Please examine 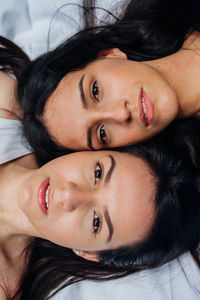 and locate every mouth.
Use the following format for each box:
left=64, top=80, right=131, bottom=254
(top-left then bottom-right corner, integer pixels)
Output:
left=38, top=179, right=50, bottom=214
left=138, top=88, right=154, bottom=127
